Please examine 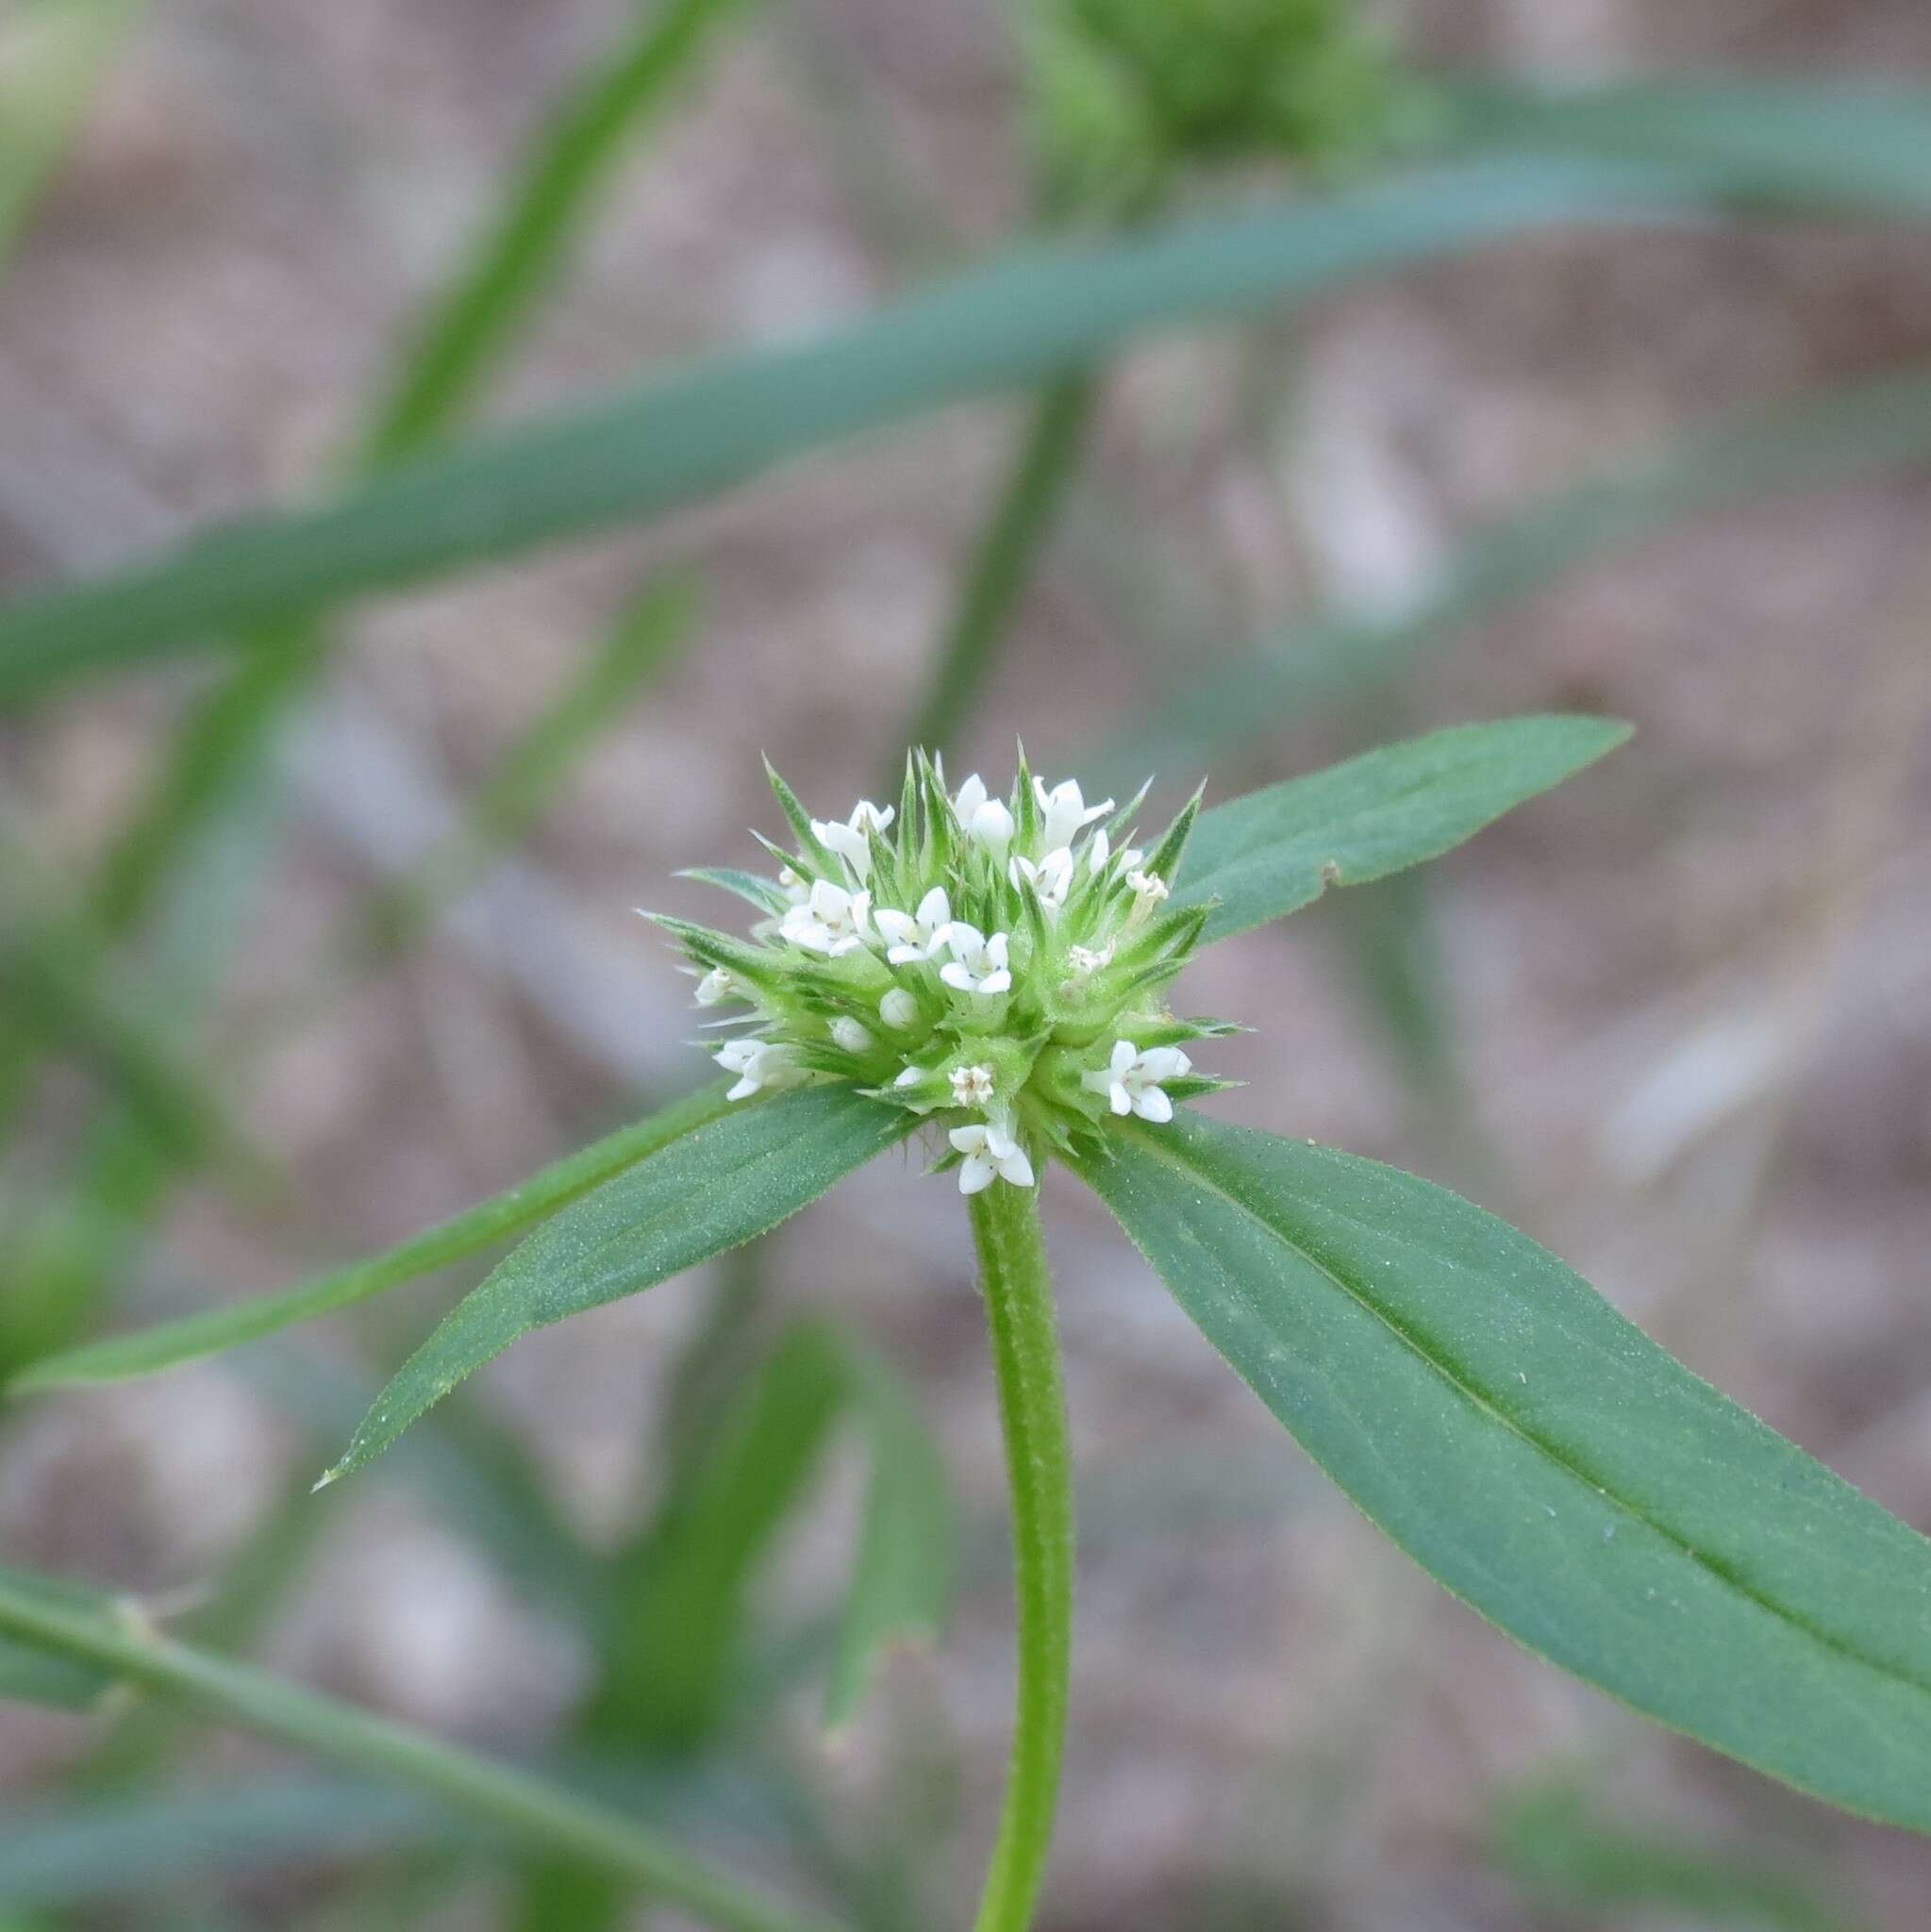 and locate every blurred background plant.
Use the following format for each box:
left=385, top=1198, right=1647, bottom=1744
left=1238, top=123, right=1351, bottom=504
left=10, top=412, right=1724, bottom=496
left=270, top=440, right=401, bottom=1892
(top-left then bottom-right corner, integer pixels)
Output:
left=2, top=0, right=1931, bottom=1925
